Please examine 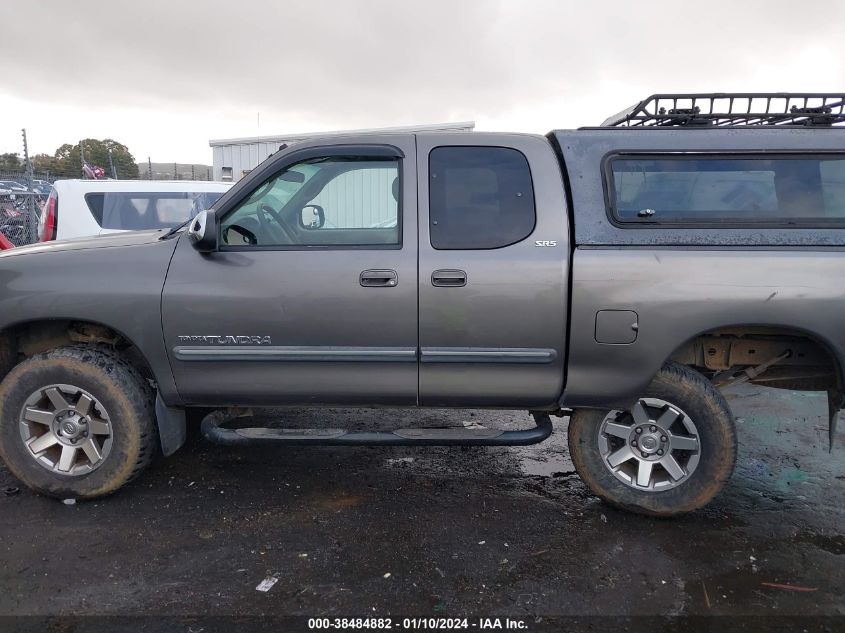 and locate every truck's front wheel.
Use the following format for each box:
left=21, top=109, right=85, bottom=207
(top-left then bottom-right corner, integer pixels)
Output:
left=568, top=362, right=736, bottom=517
left=0, top=346, right=156, bottom=499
